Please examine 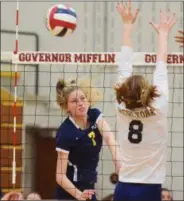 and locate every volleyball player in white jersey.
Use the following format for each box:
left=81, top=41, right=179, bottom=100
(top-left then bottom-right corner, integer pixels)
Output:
left=114, top=1, right=177, bottom=201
